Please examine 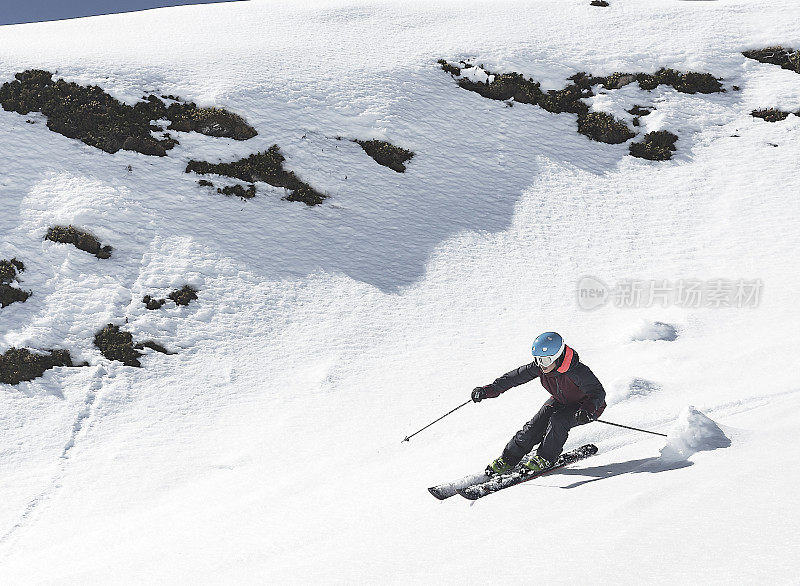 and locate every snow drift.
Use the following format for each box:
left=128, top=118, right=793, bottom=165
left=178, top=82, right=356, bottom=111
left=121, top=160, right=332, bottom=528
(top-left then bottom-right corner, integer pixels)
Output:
left=660, top=405, right=731, bottom=462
